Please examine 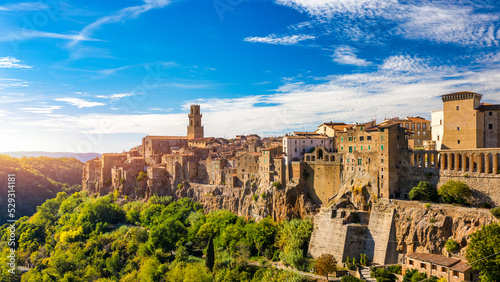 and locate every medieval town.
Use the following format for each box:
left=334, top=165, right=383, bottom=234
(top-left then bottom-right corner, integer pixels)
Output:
left=82, top=91, right=500, bottom=281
